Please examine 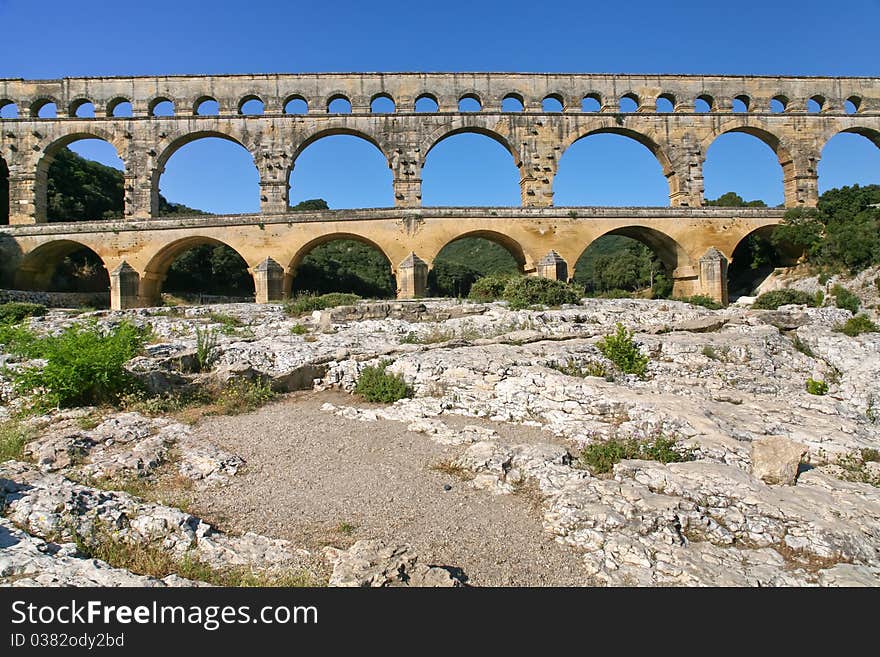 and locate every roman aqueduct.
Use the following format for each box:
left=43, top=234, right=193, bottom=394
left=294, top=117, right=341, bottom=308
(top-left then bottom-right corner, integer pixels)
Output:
left=0, top=72, right=877, bottom=308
